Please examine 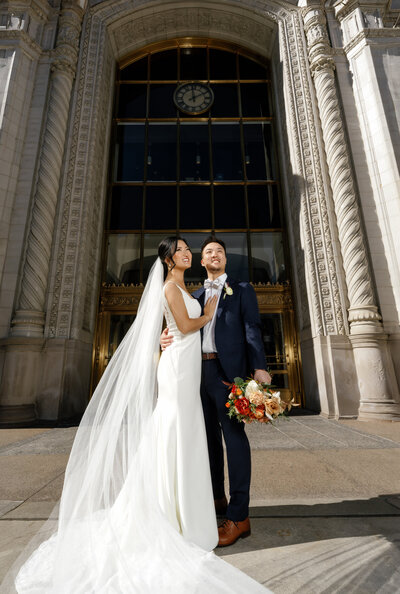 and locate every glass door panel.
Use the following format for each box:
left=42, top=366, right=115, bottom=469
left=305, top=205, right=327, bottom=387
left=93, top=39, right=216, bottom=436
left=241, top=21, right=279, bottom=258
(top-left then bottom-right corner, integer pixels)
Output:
left=106, top=234, right=141, bottom=284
